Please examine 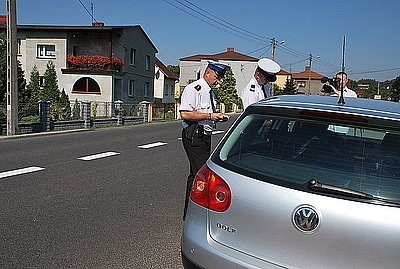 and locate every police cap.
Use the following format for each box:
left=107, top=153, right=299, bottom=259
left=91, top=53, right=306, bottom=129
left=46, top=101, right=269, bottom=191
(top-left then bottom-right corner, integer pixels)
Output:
left=207, top=61, right=229, bottom=79
left=257, top=58, right=281, bottom=82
